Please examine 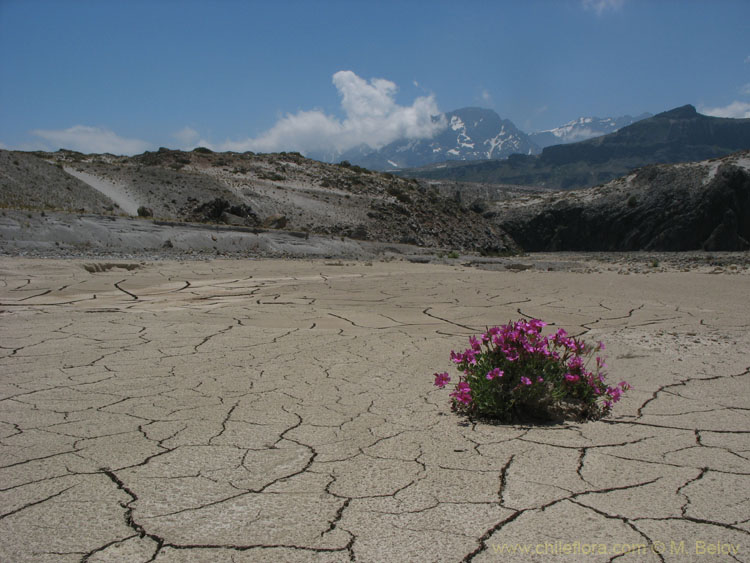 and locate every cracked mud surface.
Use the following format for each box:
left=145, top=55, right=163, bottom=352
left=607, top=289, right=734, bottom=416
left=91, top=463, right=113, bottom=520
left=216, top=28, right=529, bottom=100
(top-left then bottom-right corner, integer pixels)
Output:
left=1, top=257, right=748, bottom=562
